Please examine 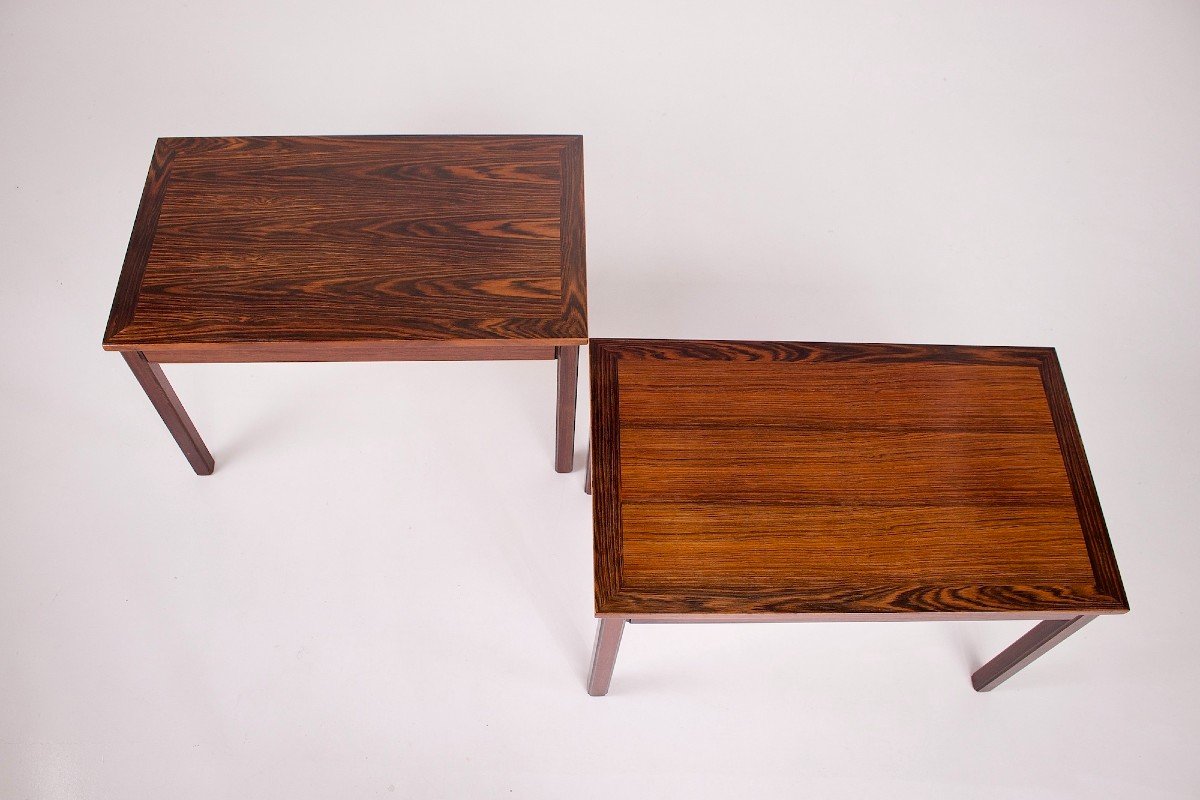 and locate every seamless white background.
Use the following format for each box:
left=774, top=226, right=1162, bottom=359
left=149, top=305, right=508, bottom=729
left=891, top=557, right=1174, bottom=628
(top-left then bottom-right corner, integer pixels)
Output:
left=2, top=1, right=1198, bottom=797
